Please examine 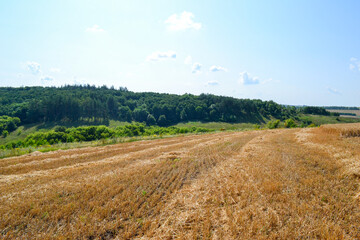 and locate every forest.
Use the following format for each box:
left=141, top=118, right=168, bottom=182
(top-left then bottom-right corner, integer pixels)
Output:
left=0, top=85, right=333, bottom=126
